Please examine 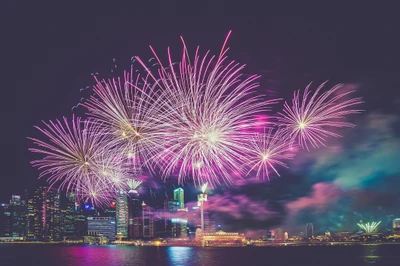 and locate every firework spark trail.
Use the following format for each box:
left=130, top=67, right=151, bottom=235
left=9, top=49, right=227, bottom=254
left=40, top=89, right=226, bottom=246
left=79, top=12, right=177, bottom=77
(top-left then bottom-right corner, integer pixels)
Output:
left=245, top=128, right=295, bottom=180
left=75, top=178, right=116, bottom=207
left=278, top=81, right=363, bottom=150
left=81, top=70, right=171, bottom=173
left=136, top=31, right=280, bottom=186
left=357, top=221, right=381, bottom=234
left=29, top=116, right=132, bottom=205
left=29, top=116, right=107, bottom=192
